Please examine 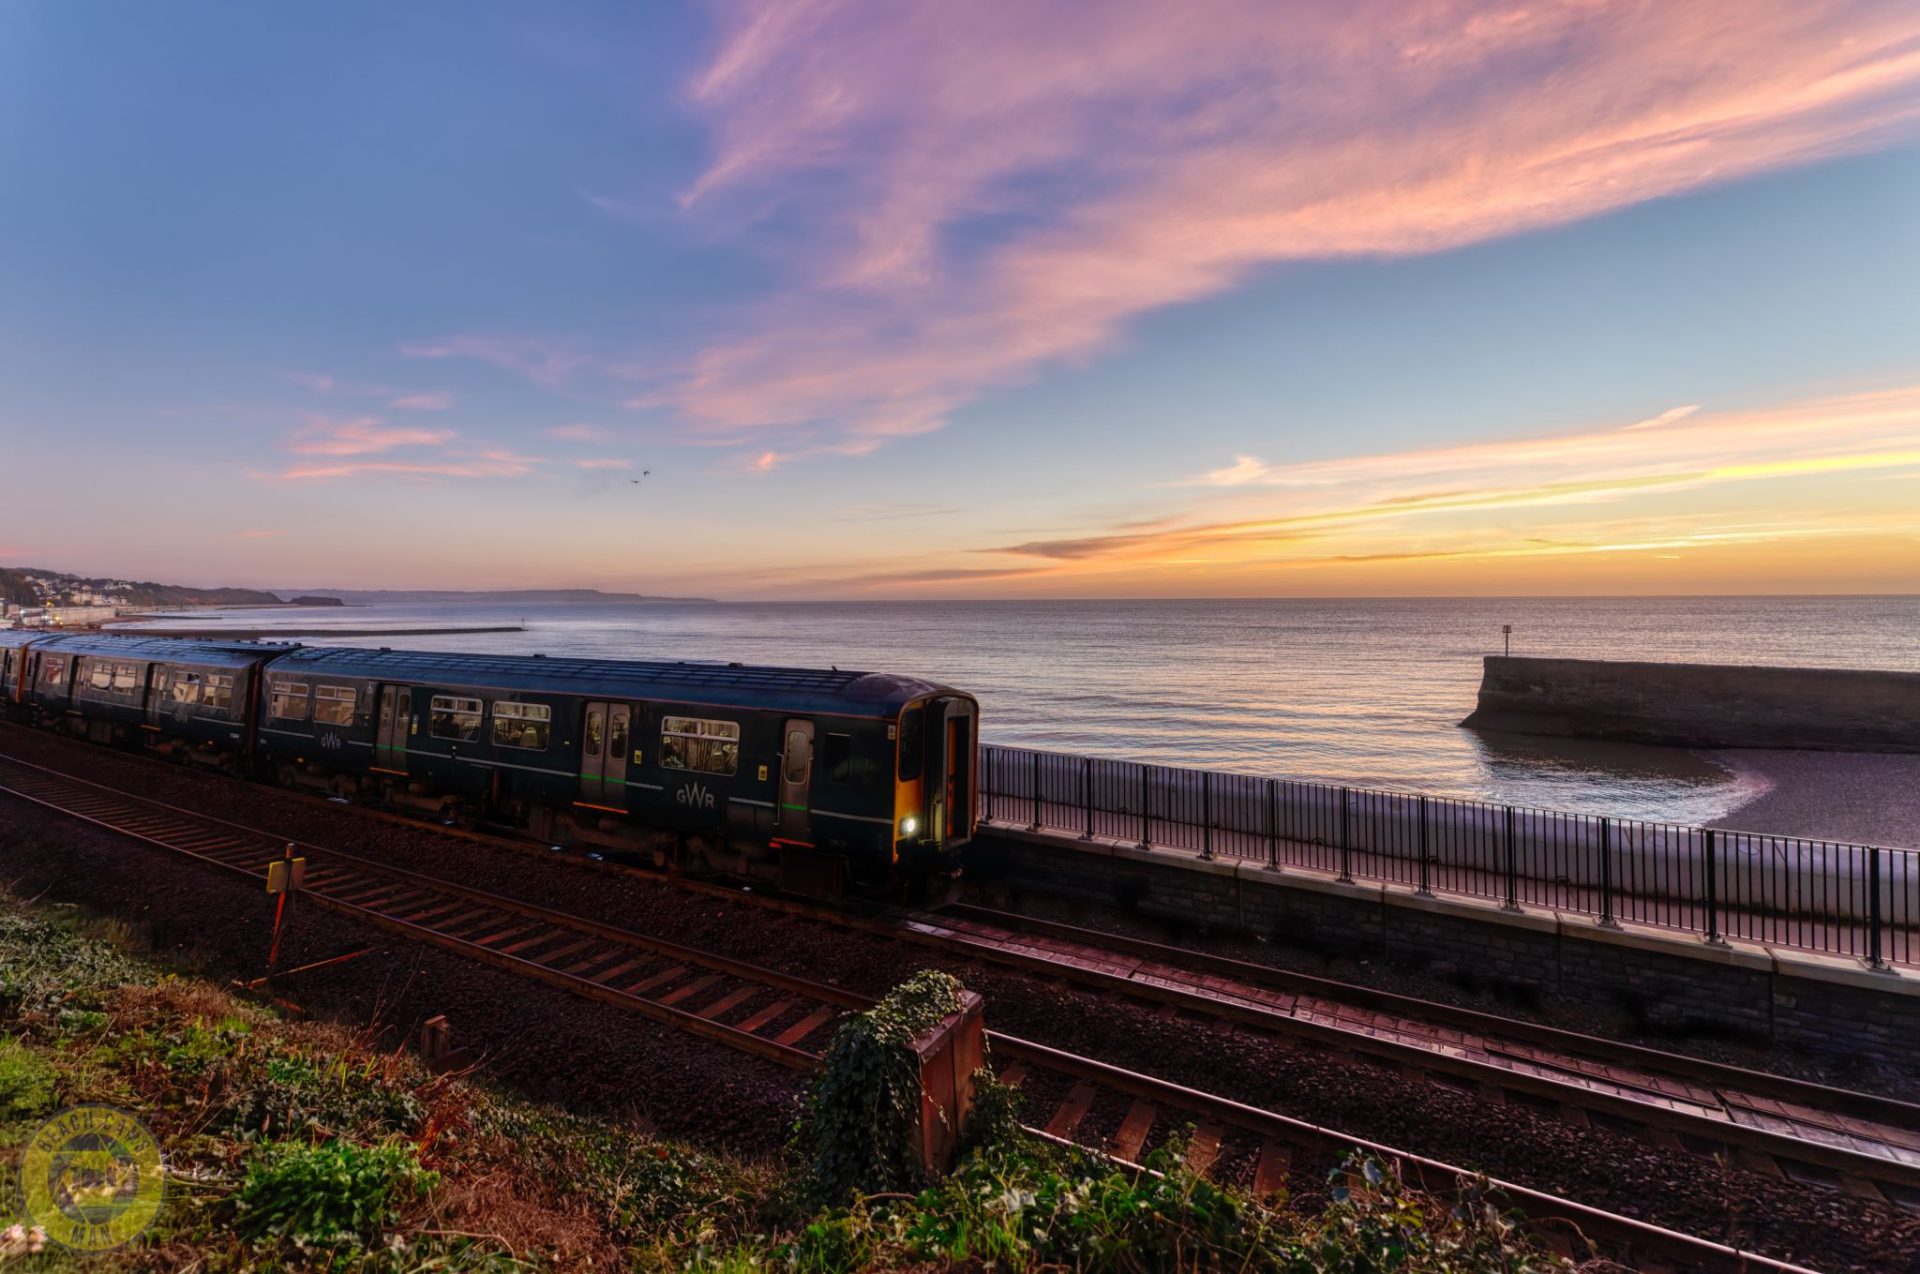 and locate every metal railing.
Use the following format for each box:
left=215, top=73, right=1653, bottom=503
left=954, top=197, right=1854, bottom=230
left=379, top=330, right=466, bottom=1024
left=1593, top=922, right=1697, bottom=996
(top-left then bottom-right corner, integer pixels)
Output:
left=979, top=744, right=1919, bottom=969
